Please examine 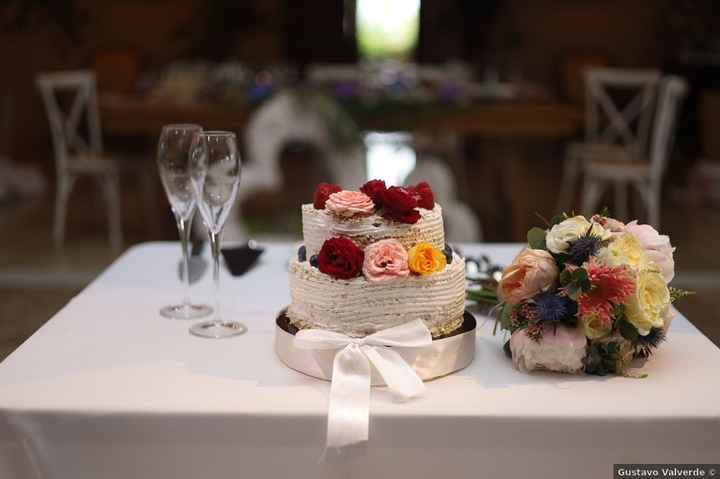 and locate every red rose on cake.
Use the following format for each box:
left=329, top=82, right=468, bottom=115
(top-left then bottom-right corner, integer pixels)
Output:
left=313, top=182, right=342, bottom=209
left=381, top=186, right=421, bottom=224
left=317, top=237, right=365, bottom=279
left=360, top=179, right=387, bottom=207
left=325, top=190, right=374, bottom=217
left=409, top=181, right=435, bottom=210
